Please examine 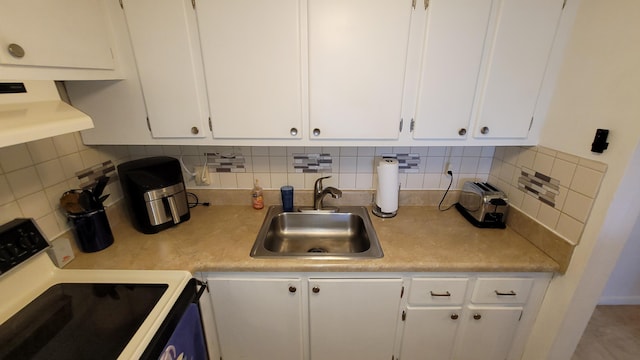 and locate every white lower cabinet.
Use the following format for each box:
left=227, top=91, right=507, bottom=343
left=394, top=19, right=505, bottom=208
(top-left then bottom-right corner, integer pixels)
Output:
left=207, top=277, right=304, bottom=360
left=399, top=275, right=550, bottom=360
left=201, top=273, right=550, bottom=360
left=400, top=306, right=462, bottom=359
left=454, top=306, right=522, bottom=360
left=308, top=278, right=403, bottom=360
left=399, top=277, right=468, bottom=359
